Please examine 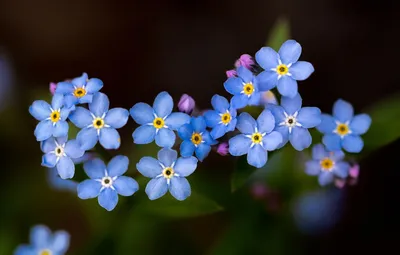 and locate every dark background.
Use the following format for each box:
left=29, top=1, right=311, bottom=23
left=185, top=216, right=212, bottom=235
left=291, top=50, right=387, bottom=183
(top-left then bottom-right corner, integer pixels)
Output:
left=0, top=0, right=399, bottom=254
